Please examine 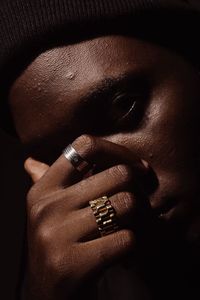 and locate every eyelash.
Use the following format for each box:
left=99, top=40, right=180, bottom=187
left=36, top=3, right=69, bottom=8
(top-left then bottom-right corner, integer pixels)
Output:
left=120, top=100, right=136, bottom=119
left=108, top=91, right=145, bottom=129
